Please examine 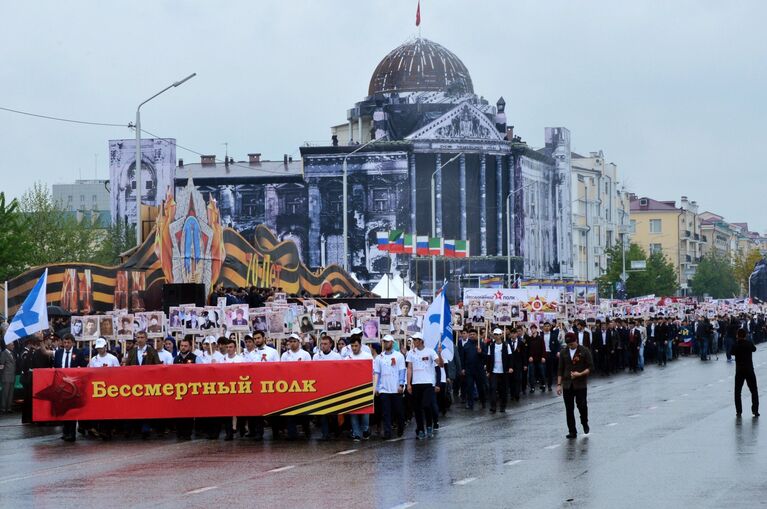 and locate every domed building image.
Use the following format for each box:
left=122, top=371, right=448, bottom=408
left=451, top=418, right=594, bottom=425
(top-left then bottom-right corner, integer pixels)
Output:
left=169, top=36, right=575, bottom=291
left=300, top=37, right=574, bottom=285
